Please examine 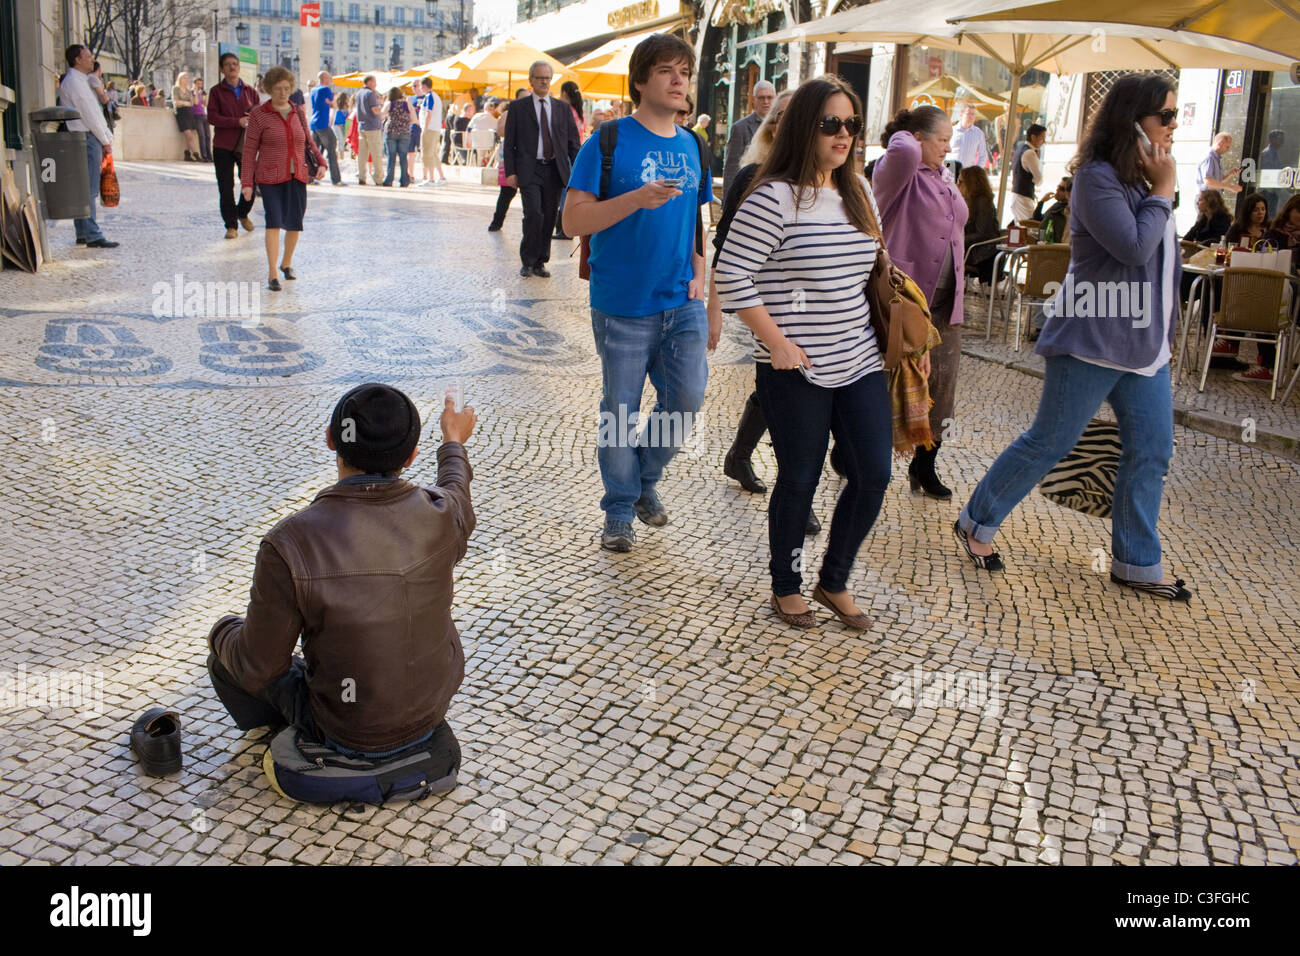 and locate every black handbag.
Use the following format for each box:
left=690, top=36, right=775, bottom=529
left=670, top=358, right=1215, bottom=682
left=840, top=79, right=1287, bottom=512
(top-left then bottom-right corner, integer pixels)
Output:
left=299, top=108, right=319, bottom=177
